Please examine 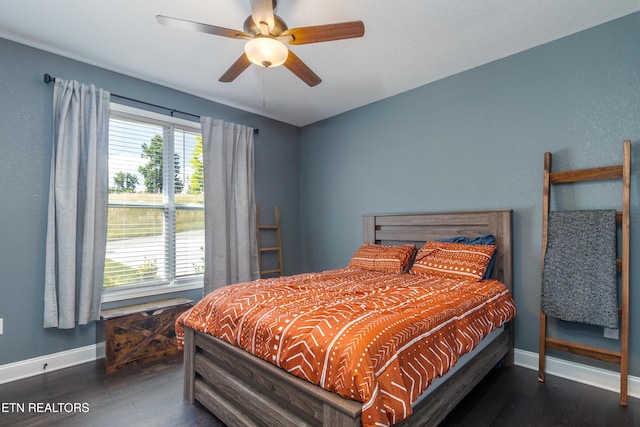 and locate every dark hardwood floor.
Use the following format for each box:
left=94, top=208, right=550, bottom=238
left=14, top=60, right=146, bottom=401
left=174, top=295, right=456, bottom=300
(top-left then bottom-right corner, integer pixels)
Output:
left=0, top=354, right=637, bottom=426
